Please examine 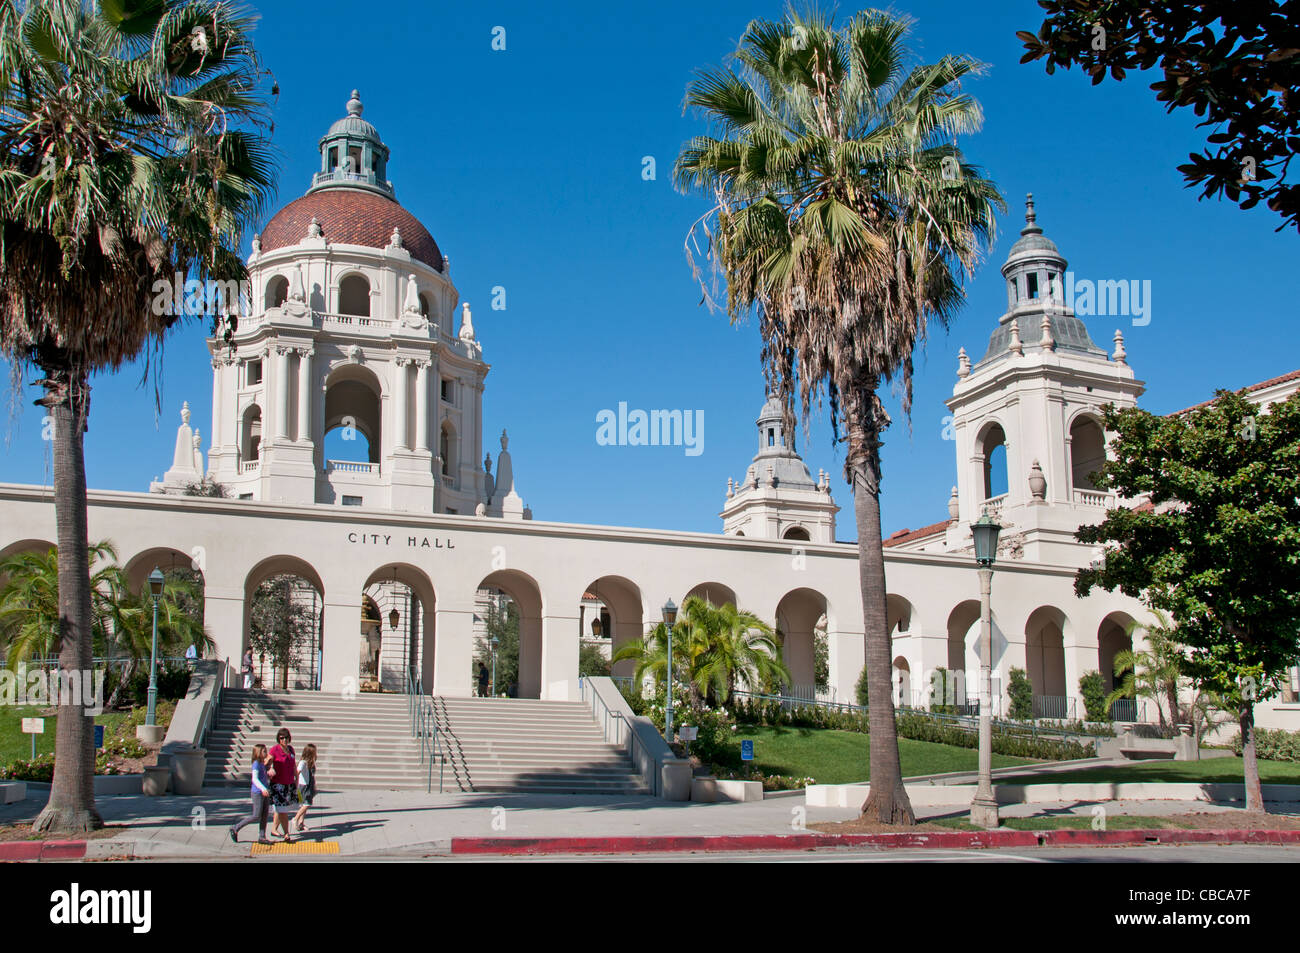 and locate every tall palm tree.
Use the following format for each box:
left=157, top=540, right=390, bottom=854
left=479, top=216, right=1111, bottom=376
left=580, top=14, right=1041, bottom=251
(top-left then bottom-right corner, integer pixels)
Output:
left=0, top=0, right=274, bottom=832
left=675, top=8, right=1002, bottom=823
